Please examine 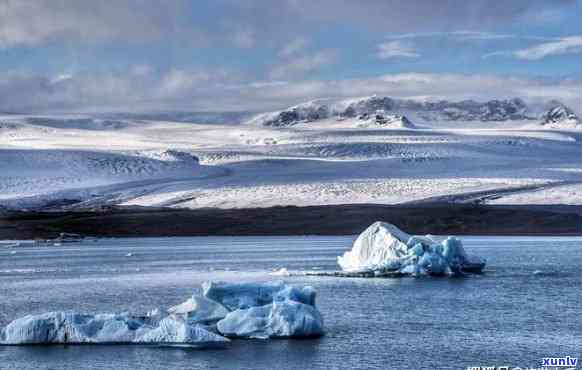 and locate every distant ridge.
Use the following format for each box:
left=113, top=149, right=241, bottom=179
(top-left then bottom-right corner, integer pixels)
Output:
left=248, top=96, right=534, bottom=127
